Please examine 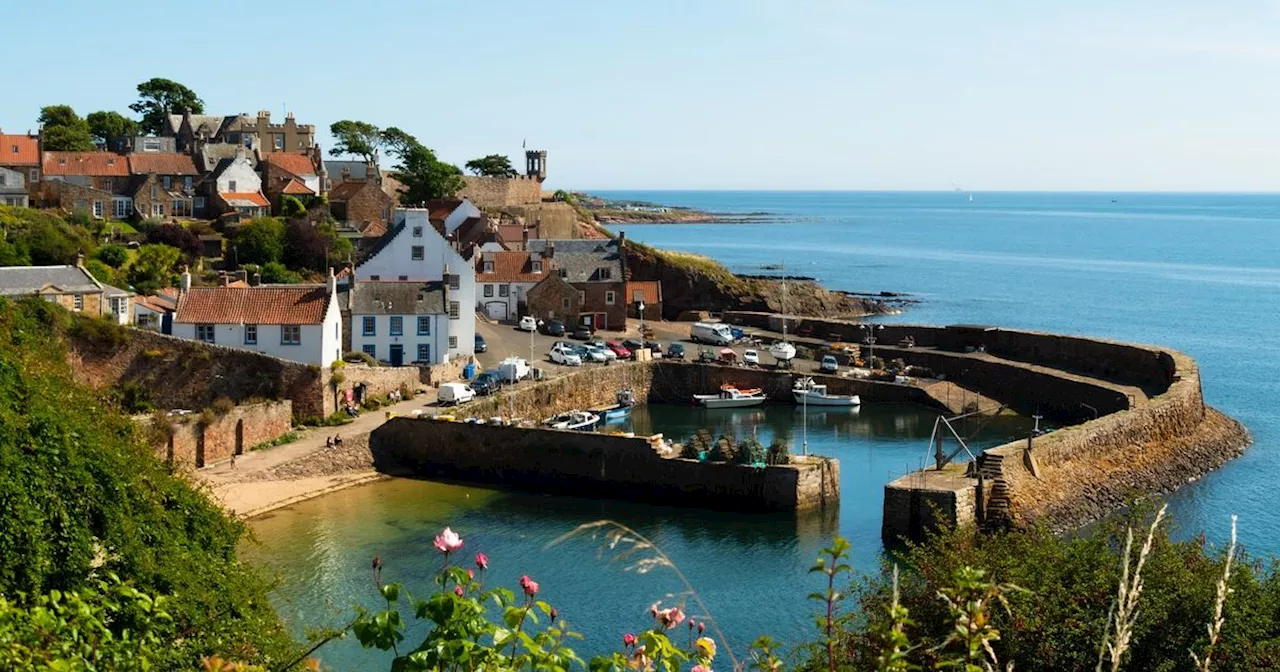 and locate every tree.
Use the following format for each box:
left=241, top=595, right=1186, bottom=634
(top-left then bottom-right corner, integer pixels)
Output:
left=329, top=120, right=383, bottom=163
left=231, top=218, right=286, bottom=266
left=94, top=244, right=130, bottom=268
left=127, top=244, right=181, bottom=294
left=283, top=220, right=351, bottom=272
left=86, top=111, right=139, bottom=146
left=382, top=127, right=464, bottom=204
left=129, top=78, right=204, bottom=135
left=145, top=223, right=201, bottom=262
left=465, top=154, right=518, bottom=177
left=278, top=194, right=306, bottom=218
left=38, top=105, right=95, bottom=151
